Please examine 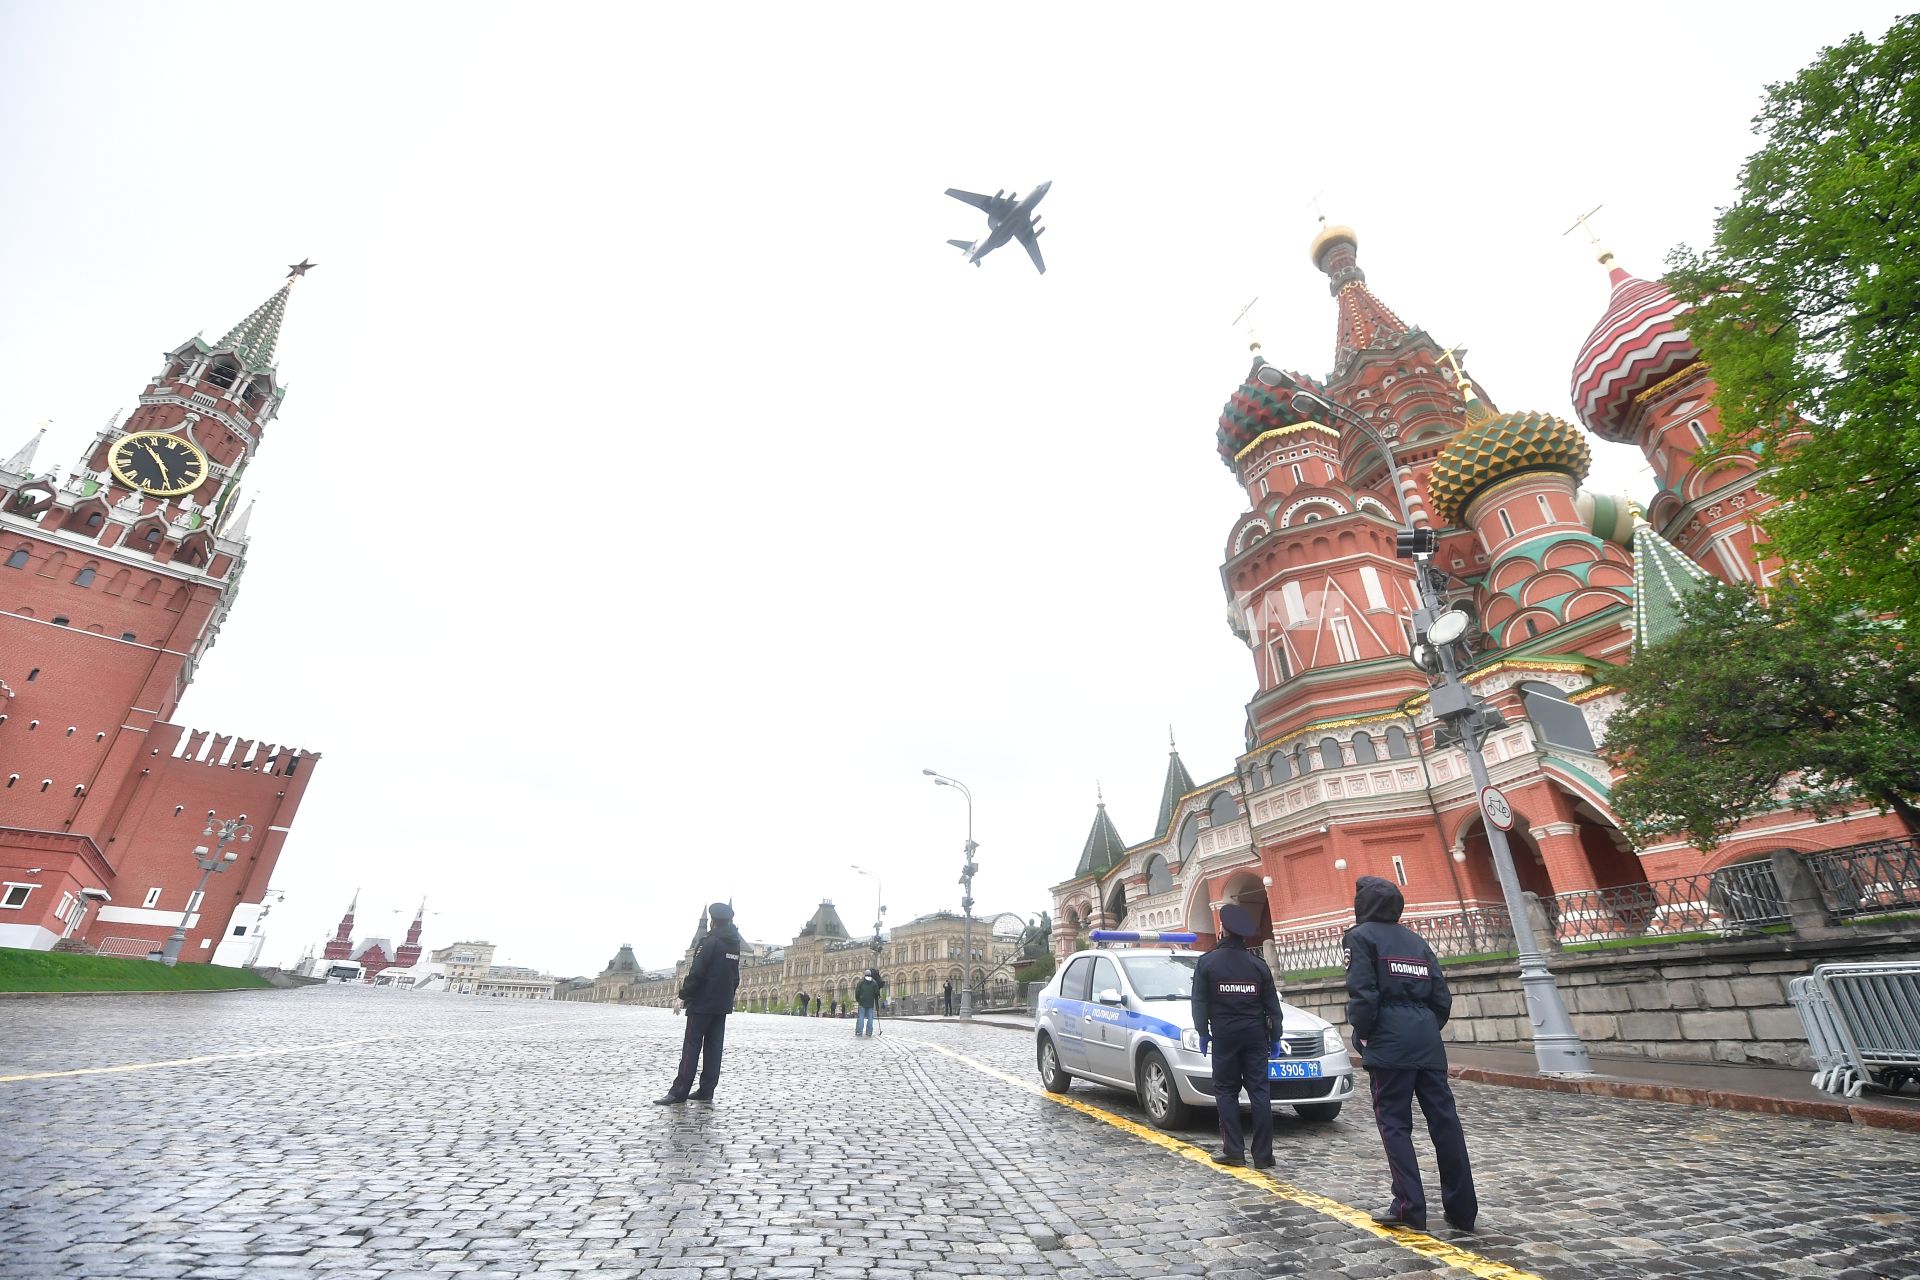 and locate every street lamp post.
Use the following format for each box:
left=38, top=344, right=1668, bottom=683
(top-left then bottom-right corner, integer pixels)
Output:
left=159, top=813, right=253, bottom=966
left=922, top=768, right=978, bottom=1019
left=850, top=864, right=887, bottom=955
left=1266, top=369, right=1590, bottom=1075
